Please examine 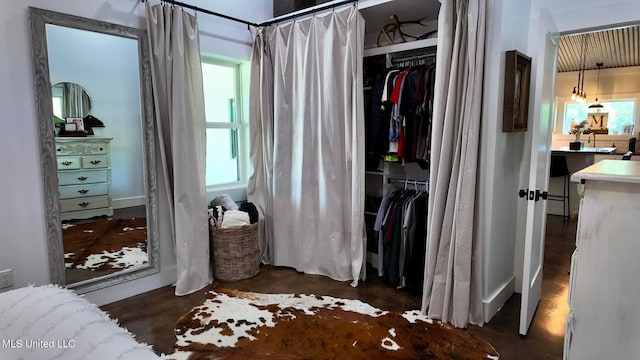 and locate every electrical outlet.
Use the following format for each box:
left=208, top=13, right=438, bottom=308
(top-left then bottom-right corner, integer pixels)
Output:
left=0, top=269, right=13, bottom=289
